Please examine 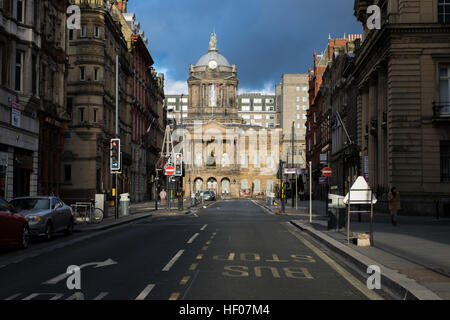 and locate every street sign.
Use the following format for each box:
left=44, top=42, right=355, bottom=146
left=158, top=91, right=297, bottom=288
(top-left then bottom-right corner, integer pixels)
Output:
left=322, top=167, right=332, bottom=177
left=343, top=176, right=377, bottom=205
left=319, top=176, right=327, bottom=185
left=165, top=165, right=175, bottom=176
left=284, top=168, right=297, bottom=175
